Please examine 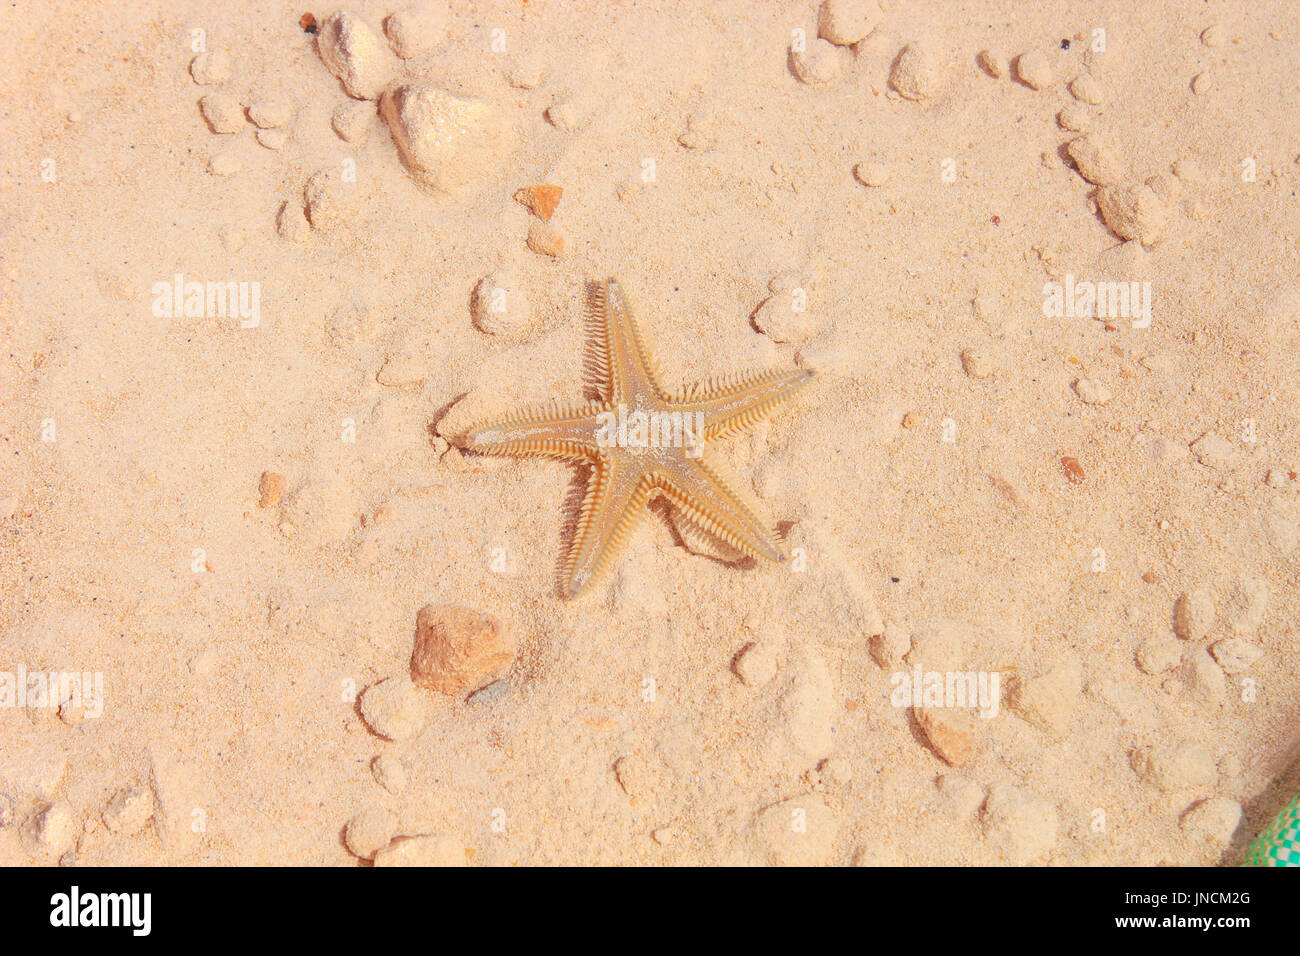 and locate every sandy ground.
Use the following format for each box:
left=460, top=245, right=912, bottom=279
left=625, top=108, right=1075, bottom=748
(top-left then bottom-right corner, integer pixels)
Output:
left=1, top=0, right=1298, bottom=866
